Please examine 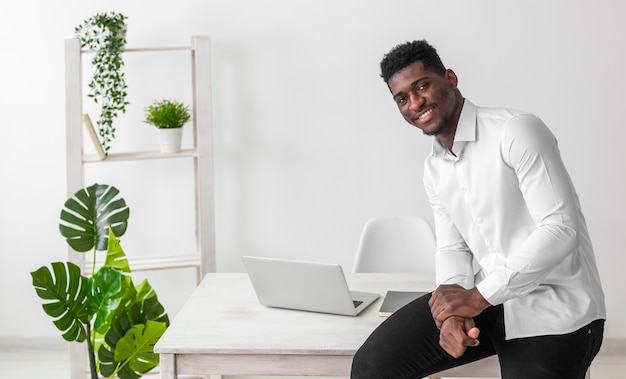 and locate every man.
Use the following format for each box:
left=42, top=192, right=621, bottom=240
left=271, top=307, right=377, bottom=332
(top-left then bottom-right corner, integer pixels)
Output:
left=351, top=40, right=606, bottom=379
